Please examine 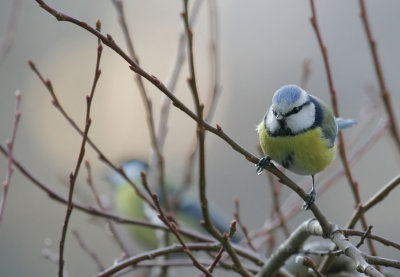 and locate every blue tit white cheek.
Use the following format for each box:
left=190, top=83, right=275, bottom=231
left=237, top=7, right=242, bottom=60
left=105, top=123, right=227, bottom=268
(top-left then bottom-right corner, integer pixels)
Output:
left=265, top=108, right=280, bottom=133
left=285, top=102, right=316, bottom=134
